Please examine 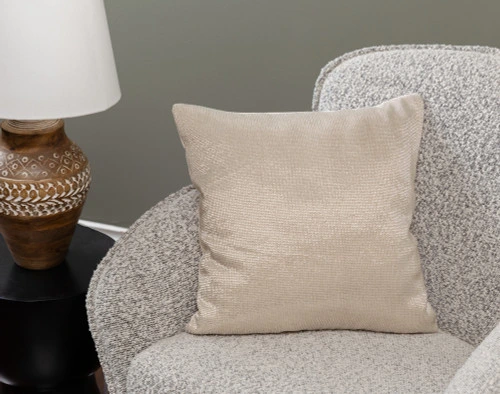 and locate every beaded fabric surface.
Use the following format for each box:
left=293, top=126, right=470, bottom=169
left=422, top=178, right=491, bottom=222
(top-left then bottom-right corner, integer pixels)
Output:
left=174, top=95, right=437, bottom=335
